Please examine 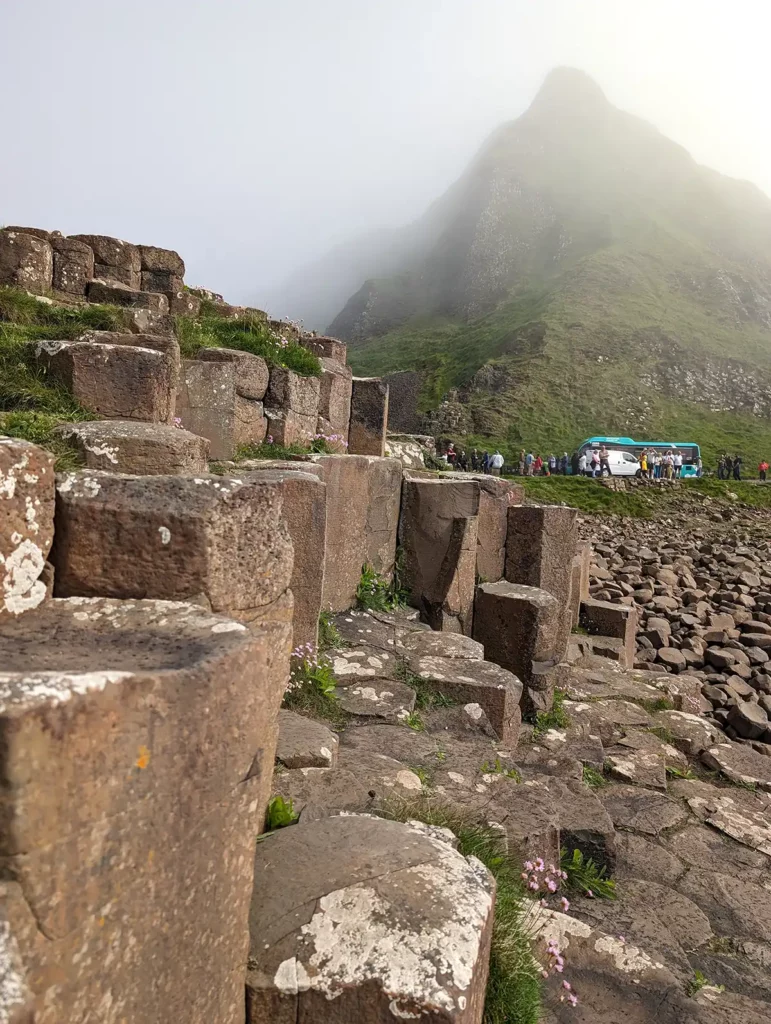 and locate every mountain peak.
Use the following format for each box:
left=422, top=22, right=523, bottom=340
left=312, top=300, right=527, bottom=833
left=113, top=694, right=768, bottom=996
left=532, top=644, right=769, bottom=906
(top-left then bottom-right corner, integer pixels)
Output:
left=528, top=67, right=609, bottom=117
